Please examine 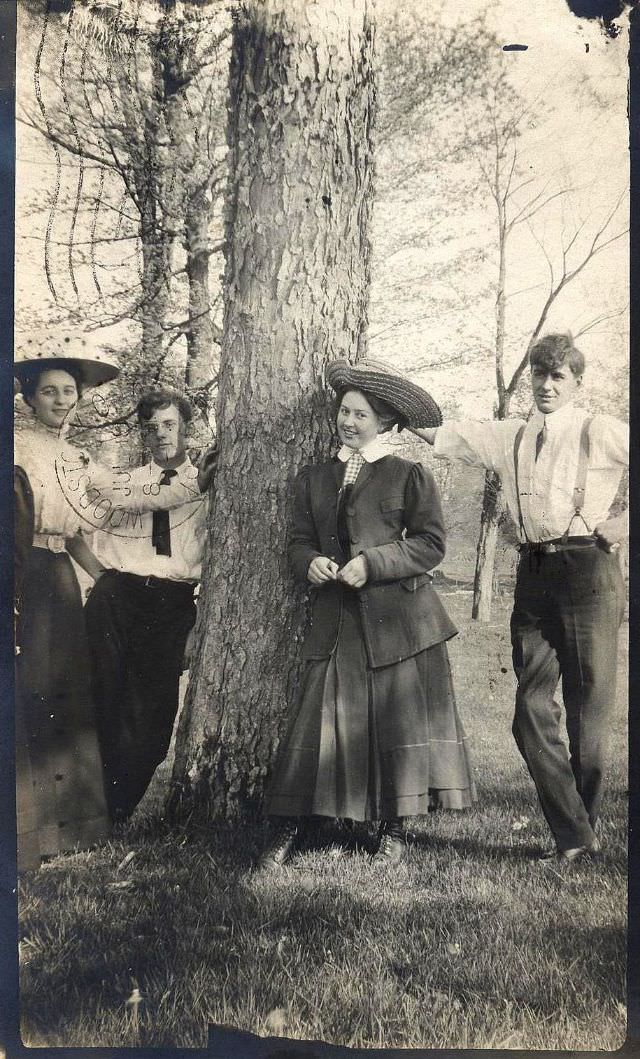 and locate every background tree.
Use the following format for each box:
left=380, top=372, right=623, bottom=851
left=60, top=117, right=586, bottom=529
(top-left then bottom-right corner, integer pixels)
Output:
left=17, top=0, right=229, bottom=414
left=467, top=78, right=628, bottom=619
left=172, top=0, right=376, bottom=822
left=369, top=6, right=505, bottom=370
